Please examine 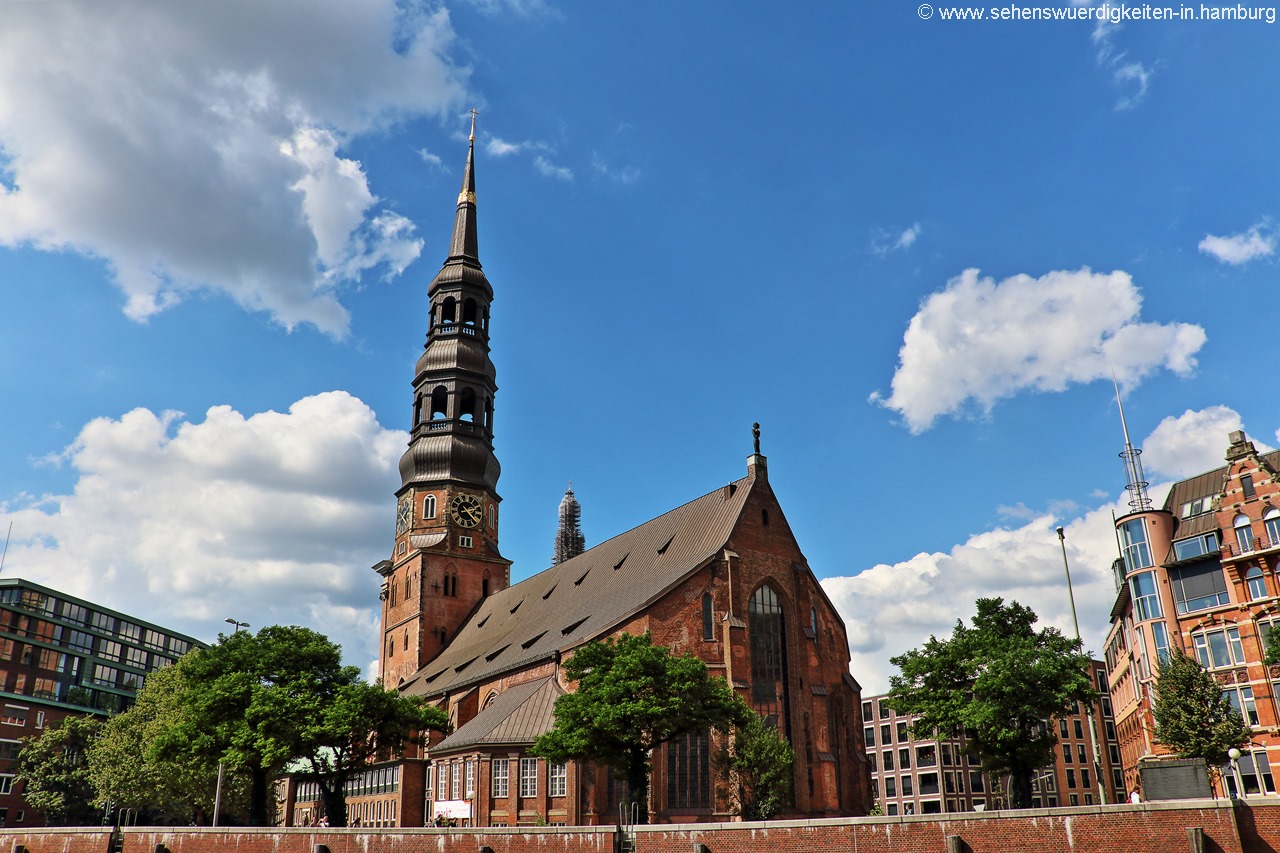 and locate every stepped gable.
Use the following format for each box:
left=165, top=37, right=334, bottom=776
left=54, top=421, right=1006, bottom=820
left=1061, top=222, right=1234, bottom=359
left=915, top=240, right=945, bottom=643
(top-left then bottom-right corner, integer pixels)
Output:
left=400, top=471, right=758, bottom=698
